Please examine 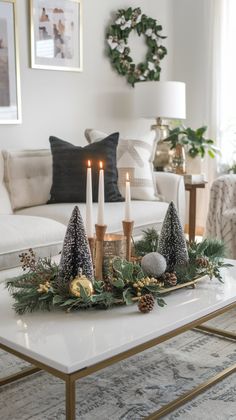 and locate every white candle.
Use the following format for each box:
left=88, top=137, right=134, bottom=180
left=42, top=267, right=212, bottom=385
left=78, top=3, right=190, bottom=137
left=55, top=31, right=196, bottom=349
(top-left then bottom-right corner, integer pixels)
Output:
left=97, top=161, right=105, bottom=225
left=86, top=160, right=94, bottom=237
left=124, top=172, right=131, bottom=221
